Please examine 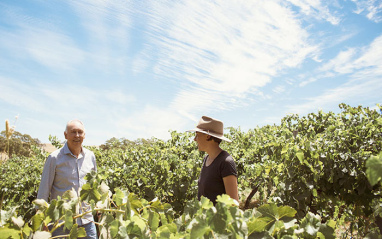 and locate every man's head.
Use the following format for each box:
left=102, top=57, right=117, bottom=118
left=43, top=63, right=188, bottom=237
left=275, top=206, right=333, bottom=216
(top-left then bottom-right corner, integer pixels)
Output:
left=64, top=120, right=85, bottom=149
